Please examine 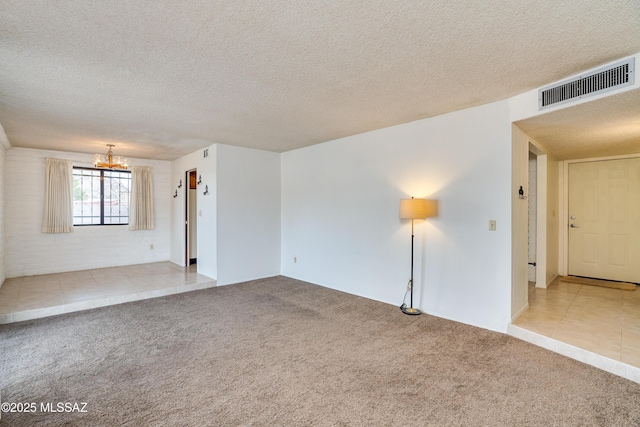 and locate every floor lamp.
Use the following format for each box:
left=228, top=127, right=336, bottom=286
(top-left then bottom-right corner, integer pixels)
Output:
left=399, top=197, right=437, bottom=315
